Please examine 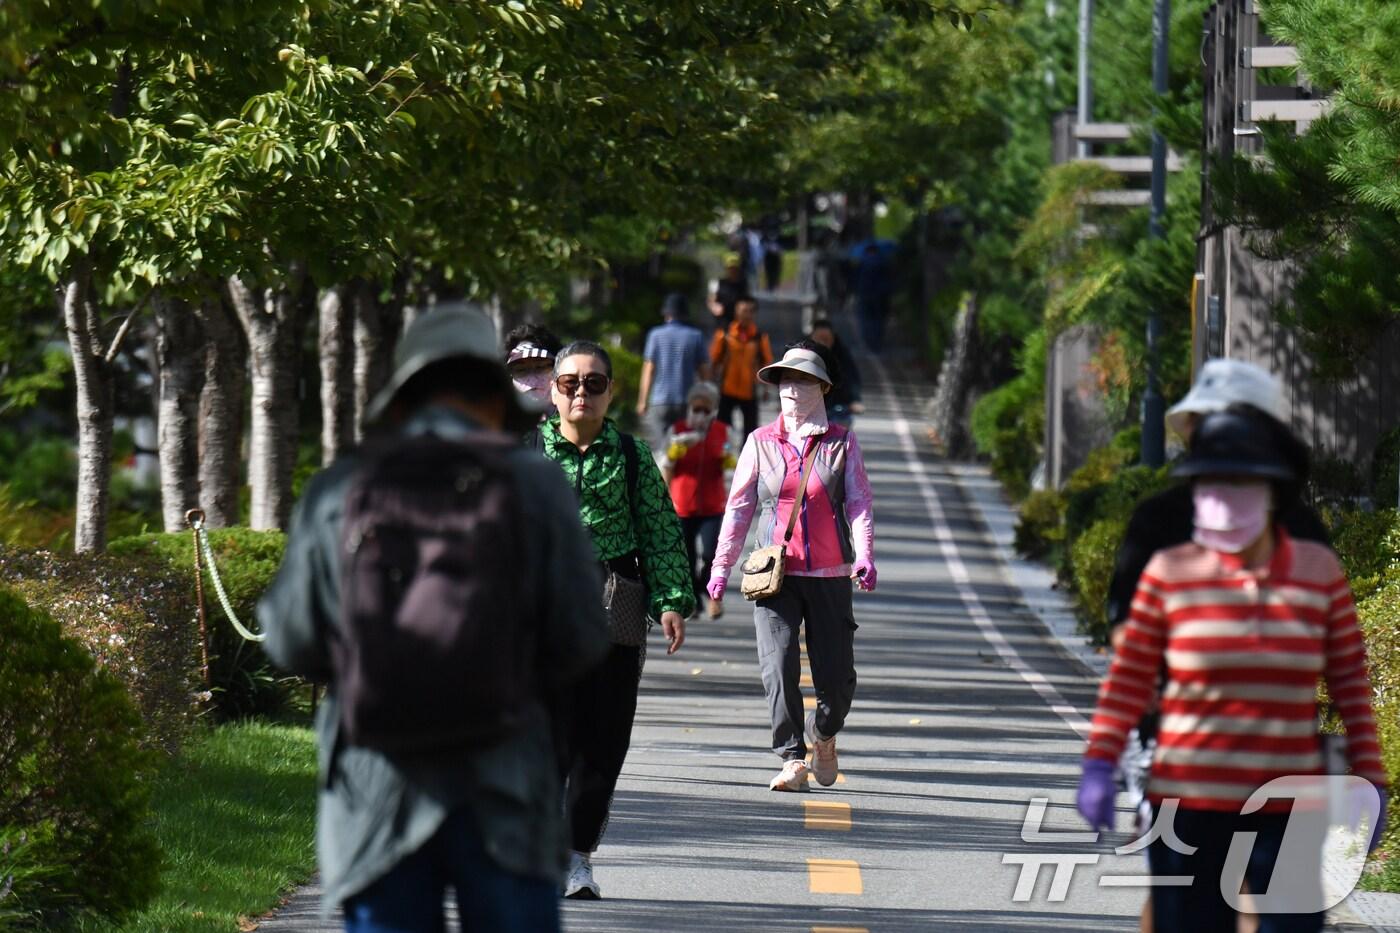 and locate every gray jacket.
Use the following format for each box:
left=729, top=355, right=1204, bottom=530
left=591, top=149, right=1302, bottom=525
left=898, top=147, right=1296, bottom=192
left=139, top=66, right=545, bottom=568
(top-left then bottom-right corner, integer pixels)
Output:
left=257, top=406, right=610, bottom=911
